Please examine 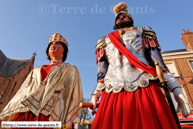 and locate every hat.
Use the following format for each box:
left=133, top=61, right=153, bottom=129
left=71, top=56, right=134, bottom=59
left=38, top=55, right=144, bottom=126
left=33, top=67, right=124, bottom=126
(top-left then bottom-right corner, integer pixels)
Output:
left=113, top=2, right=134, bottom=25
left=49, top=33, right=68, bottom=46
